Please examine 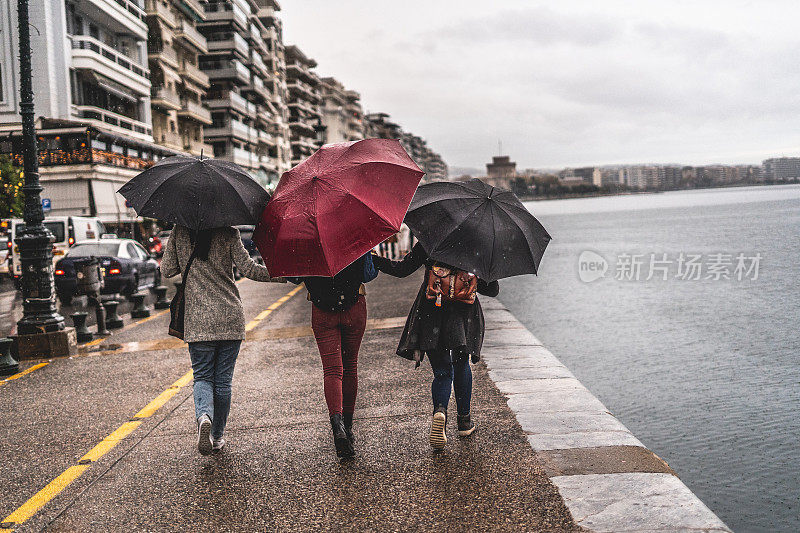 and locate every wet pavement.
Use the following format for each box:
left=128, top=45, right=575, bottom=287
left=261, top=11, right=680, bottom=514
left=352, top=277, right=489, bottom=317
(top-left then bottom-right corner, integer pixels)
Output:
left=0, top=273, right=577, bottom=532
